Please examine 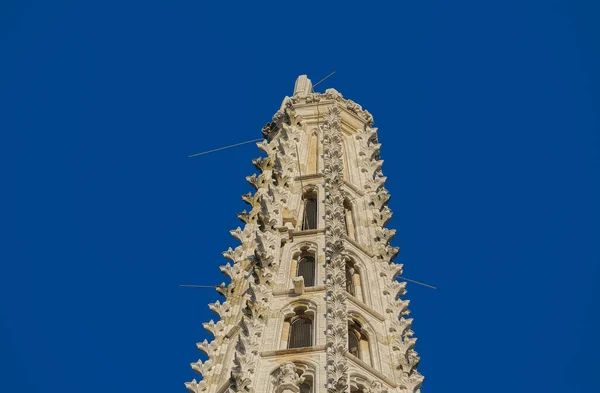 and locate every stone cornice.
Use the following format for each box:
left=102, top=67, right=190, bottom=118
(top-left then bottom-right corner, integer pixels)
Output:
left=260, top=345, right=327, bottom=358
left=295, top=173, right=324, bottom=182
left=346, top=291, right=385, bottom=322
left=289, top=228, right=325, bottom=238
left=342, top=180, right=364, bottom=197
left=290, top=95, right=374, bottom=130
left=272, top=285, right=326, bottom=297
left=343, top=235, right=374, bottom=259
left=346, top=353, right=397, bottom=388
